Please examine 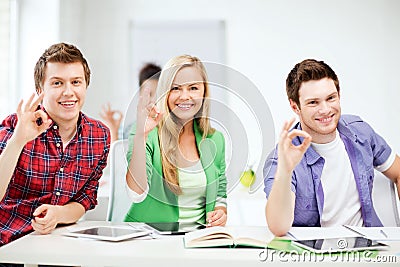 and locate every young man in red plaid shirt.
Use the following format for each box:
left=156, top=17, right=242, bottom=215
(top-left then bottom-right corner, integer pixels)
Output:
left=0, top=43, right=110, bottom=246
